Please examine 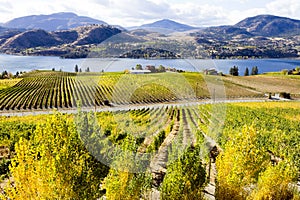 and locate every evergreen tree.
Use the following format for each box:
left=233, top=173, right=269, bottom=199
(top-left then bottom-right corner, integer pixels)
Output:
left=229, top=66, right=239, bottom=76
left=75, top=65, right=79, bottom=73
left=244, top=67, right=249, bottom=76
left=251, top=66, right=258, bottom=75
left=1, top=70, right=8, bottom=79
